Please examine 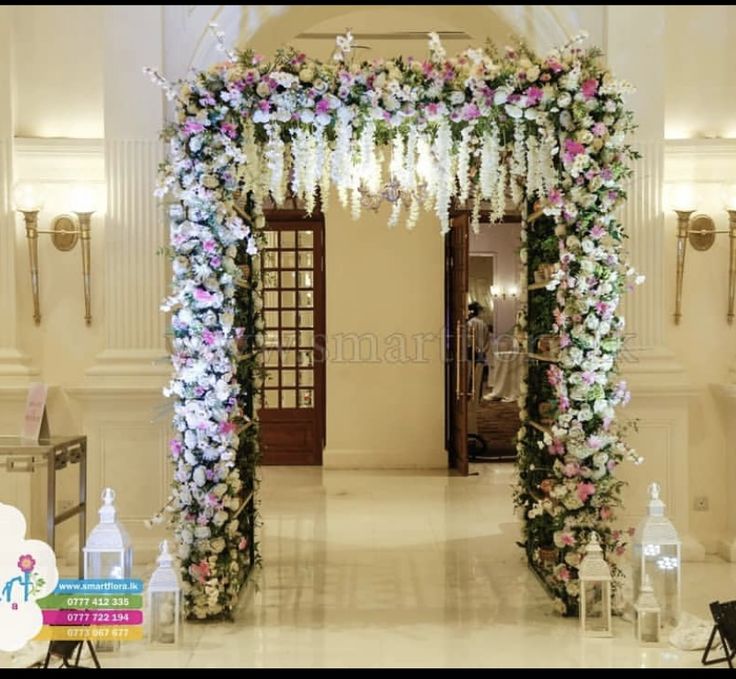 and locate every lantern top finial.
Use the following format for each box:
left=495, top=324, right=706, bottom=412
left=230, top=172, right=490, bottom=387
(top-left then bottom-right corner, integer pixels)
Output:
left=587, top=531, right=602, bottom=553
left=646, top=481, right=665, bottom=517
left=149, top=539, right=180, bottom=592
left=99, top=487, right=118, bottom=523
left=579, top=531, right=611, bottom=580
left=158, top=540, right=174, bottom=567
left=635, top=573, right=661, bottom=611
